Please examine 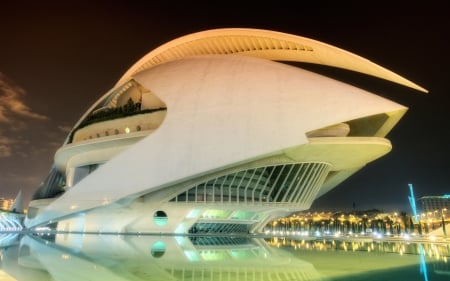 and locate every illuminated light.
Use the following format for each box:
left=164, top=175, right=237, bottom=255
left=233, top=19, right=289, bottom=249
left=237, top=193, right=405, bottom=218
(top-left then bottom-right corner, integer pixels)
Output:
left=174, top=235, right=186, bottom=246
left=69, top=205, right=78, bottom=210
left=203, top=209, right=232, bottom=219
left=35, top=226, right=51, bottom=232
left=186, top=209, right=200, bottom=219
left=125, top=127, right=130, bottom=134
left=232, top=210, right=255, bottom=220
left=153, top=210, right=168, bottom=226
left=200, top=250, right=230, bottom=261
left=61, top=254, right=70, bottom=260
left=408, top=184, right=419, bottom=223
